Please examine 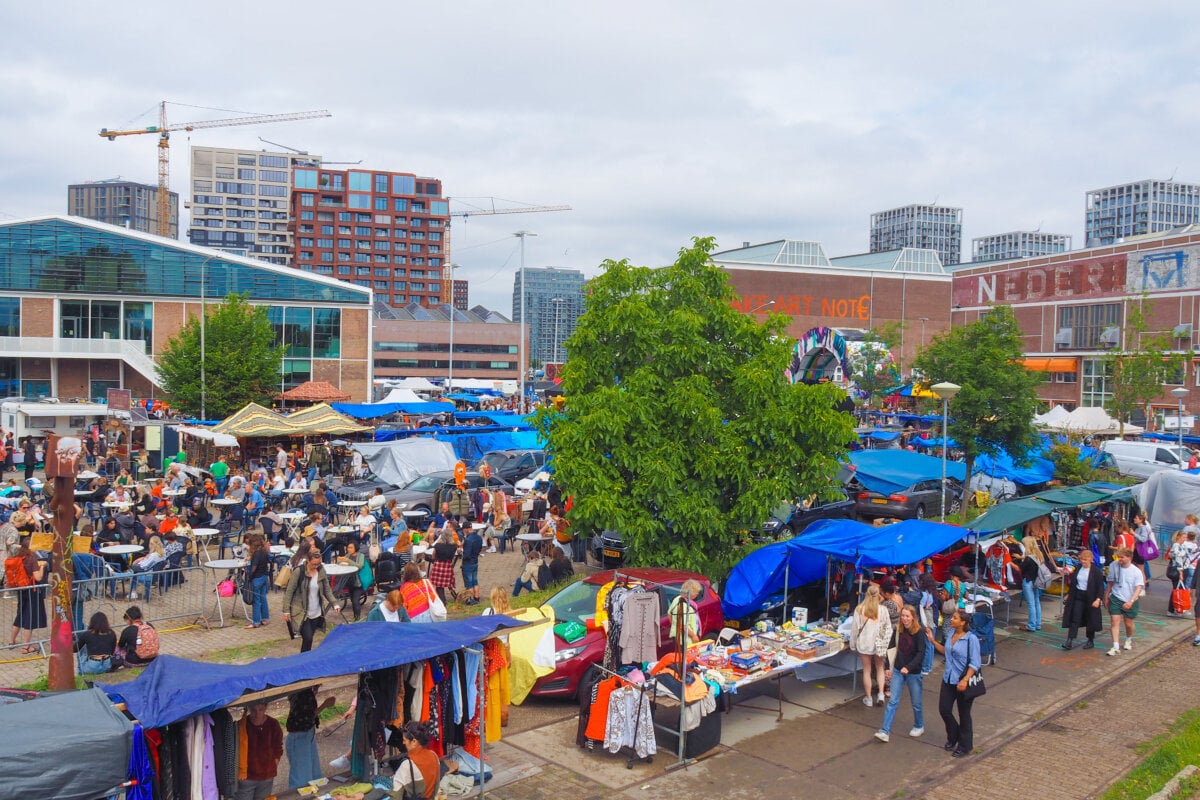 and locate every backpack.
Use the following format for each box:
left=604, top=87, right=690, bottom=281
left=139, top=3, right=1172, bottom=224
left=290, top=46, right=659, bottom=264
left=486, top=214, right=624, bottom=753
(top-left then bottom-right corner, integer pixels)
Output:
left=1034, top=561, right=1054, bottom=590
left=4, top=556, right=31, bottom=588
left=535, top=560, right=553, bottom=590
left=134, top=622, right=159, bottom=660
